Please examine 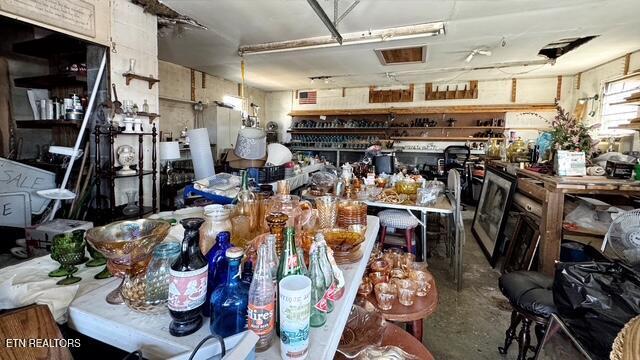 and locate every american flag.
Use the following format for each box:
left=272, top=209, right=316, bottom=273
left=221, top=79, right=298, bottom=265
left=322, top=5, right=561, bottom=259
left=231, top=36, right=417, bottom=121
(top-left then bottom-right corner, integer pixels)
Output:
left=299, top=91, right=317, bottom=104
